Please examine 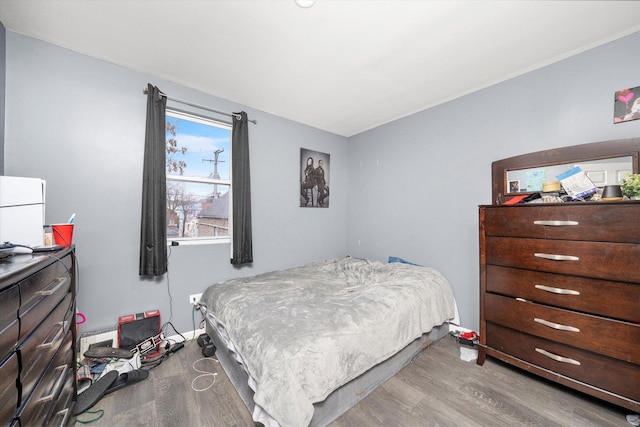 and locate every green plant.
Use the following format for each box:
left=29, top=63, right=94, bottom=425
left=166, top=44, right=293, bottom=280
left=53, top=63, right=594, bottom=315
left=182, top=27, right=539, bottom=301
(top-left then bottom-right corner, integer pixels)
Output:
left=620, top=173, right=640, bottom=198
